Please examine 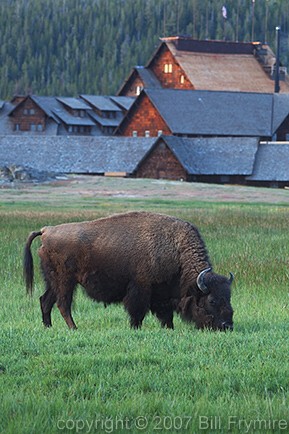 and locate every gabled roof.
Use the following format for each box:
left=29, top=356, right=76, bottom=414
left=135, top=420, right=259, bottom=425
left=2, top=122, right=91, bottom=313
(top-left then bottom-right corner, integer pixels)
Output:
left=147, top=36, right=289, bottom=93
left=247, top=143, right=289, bottom=181
left=136, top=66, right=162, bottom=88
left=8, top=95, right=61, bottom=124
left=160, top=136, right=258, bottom=175
left=15, top=95, right=95, bottom=127
left=116, top=66, right=161, bottom=95
left=140, top=89, right=289, bottom=137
